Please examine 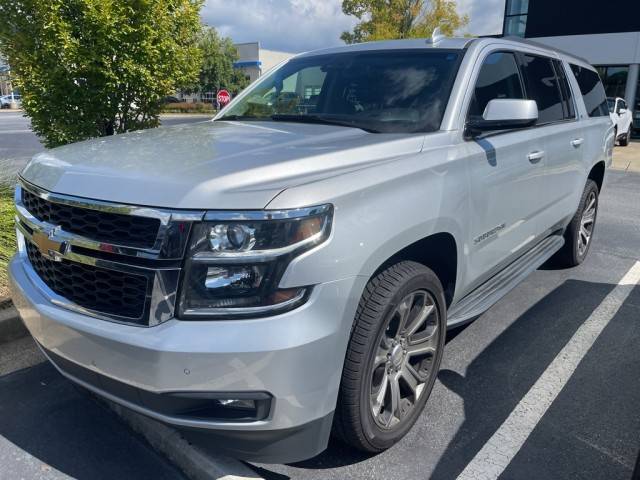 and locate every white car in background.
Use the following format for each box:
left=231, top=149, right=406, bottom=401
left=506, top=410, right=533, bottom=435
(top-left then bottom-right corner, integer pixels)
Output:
left=608, top=97, right=633, bottom=146
left=0, top=94, right=21, bottom=109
